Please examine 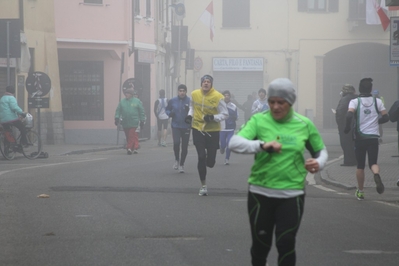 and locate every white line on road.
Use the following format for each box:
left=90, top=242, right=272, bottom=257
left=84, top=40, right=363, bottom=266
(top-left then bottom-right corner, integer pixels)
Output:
left=0, top=158, right=106, bottom=177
